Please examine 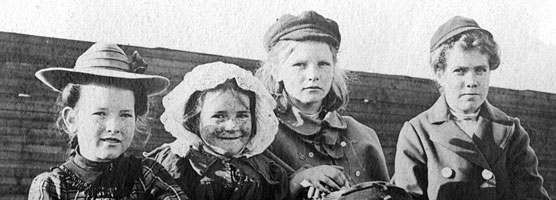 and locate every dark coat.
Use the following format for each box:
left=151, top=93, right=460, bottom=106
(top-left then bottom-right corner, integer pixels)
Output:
left=270, top=109, right=390, bottom=185
left=393, top=95, right=550, bottom=200
left=146, top=146, right=289, bottom=200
